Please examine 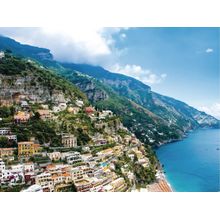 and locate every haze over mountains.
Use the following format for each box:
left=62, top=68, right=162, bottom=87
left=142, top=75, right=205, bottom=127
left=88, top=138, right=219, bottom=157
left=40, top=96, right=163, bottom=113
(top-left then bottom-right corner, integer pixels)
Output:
left=0, top=35, right=219, bottom=146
